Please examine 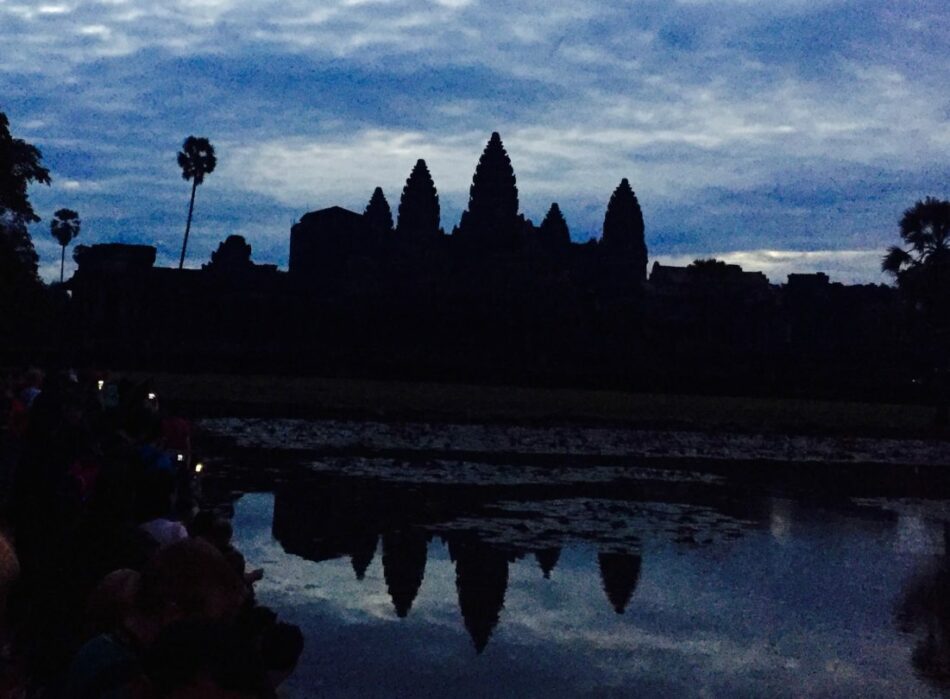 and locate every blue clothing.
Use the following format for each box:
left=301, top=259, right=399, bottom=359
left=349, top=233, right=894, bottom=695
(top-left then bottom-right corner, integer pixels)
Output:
left=136, top=444, right=173, bottom=475
left=64, top=632, right=140, bottom=699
